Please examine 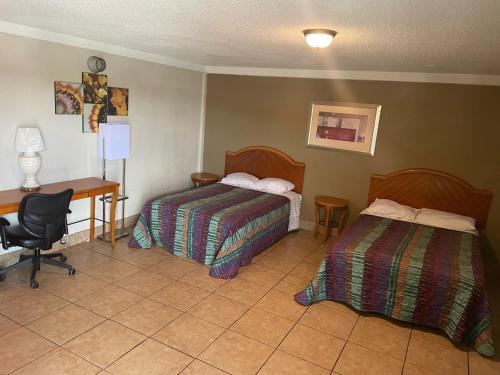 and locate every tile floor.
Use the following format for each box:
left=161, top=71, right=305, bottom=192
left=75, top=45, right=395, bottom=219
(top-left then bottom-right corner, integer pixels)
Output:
left=0, top=230, right=499, bottom=375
